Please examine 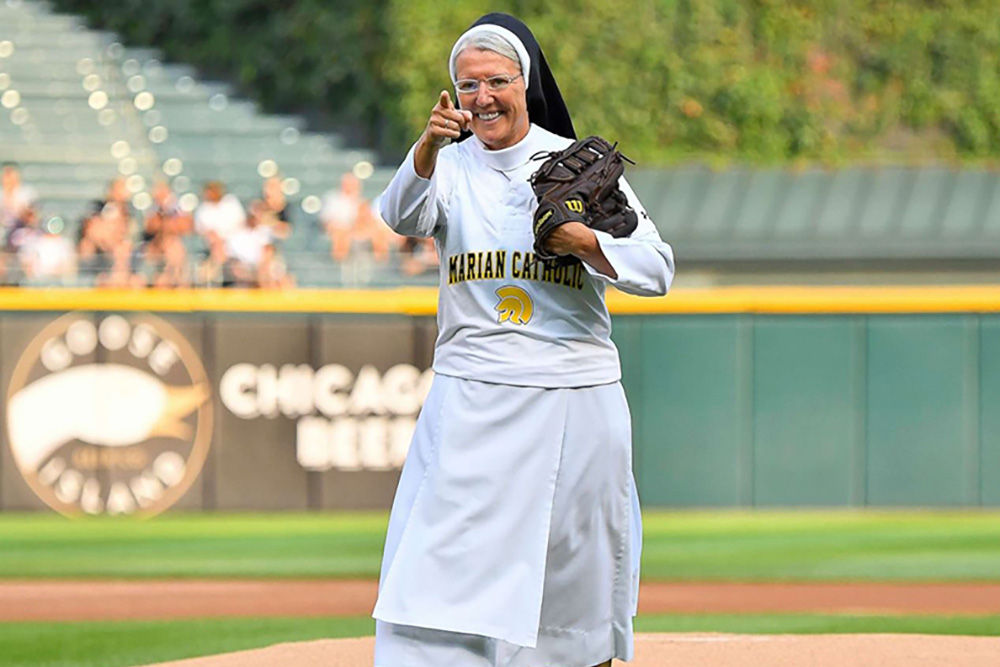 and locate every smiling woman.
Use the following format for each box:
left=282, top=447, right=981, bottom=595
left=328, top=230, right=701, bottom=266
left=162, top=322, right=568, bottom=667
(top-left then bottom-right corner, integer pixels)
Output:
left=372, top=12, right=675, bottom=667
left=452, top=49, right=528, bottom=150
left=449, top=29, right=529, bottom=150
